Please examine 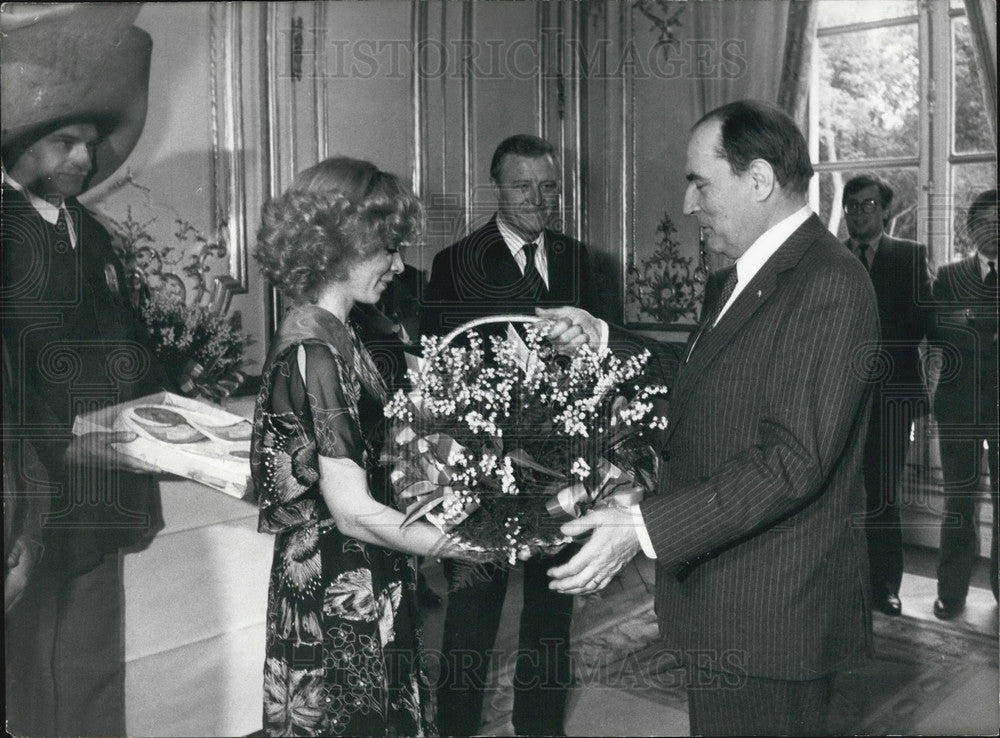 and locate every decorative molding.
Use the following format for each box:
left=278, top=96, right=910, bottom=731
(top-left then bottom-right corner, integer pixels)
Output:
left=264, top=3, right=283, bottom=333
left=461, top=1, right=474, bottom=236
left=620, top=1, right=635, bottom=326
left=536, top=1, right=548, bottom=139
left=313, top=2, right=329, bottom=162
left=633, top=0, right=684, bottom=45
left=209, top=2, right=250, bottom=308
left=289, top=16, right=303, bottom=82
left=411, top=0, right=428, bottom=197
